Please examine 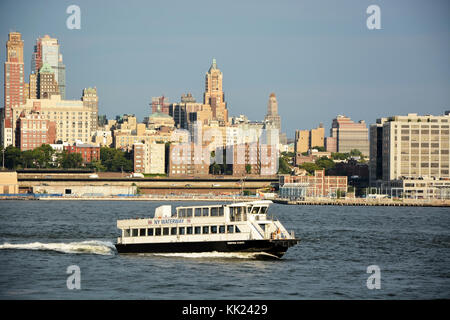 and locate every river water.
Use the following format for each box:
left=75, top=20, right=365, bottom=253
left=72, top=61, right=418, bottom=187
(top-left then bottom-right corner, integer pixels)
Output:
left=0, top=200, right=449, bottom=299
